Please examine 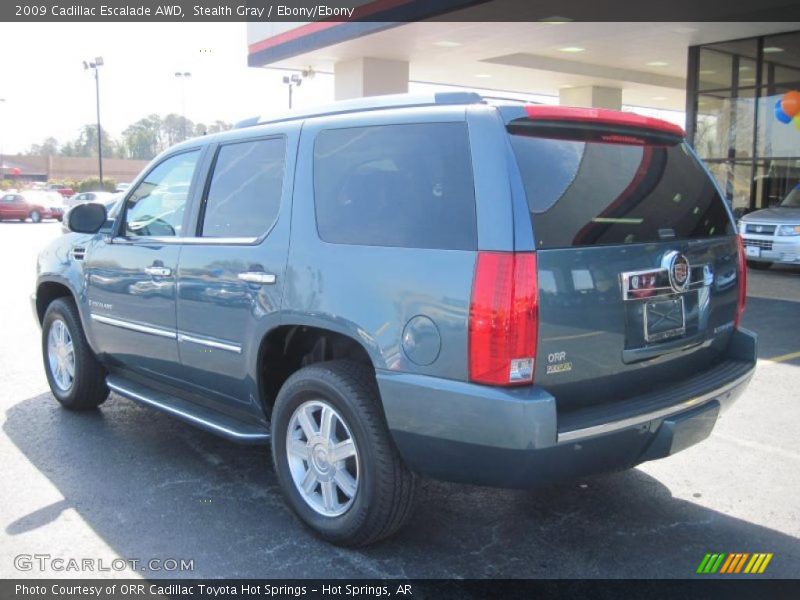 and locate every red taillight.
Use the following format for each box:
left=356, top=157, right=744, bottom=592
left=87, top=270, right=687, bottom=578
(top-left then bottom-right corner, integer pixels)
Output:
left=469, top=252, right=538, bottom=386
left=735, top=235, right=747, bottom=328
